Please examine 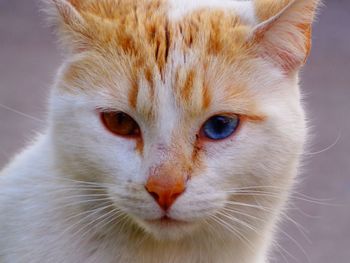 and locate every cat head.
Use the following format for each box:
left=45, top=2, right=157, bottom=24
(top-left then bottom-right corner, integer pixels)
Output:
left=44, top=0, right=319, bottom=241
